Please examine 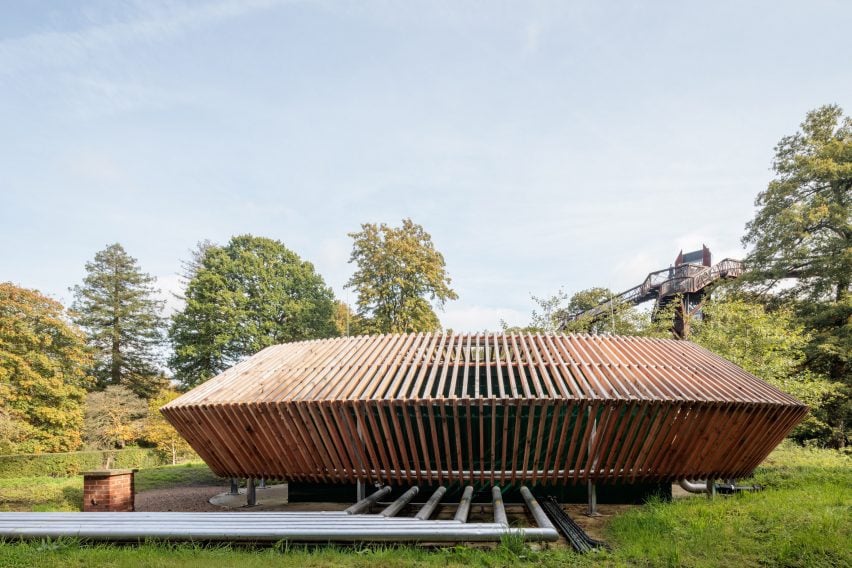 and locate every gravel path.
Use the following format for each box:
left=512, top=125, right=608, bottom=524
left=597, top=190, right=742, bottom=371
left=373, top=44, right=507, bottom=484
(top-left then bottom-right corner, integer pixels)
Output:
left=135, top=484, right=226, bottom=512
